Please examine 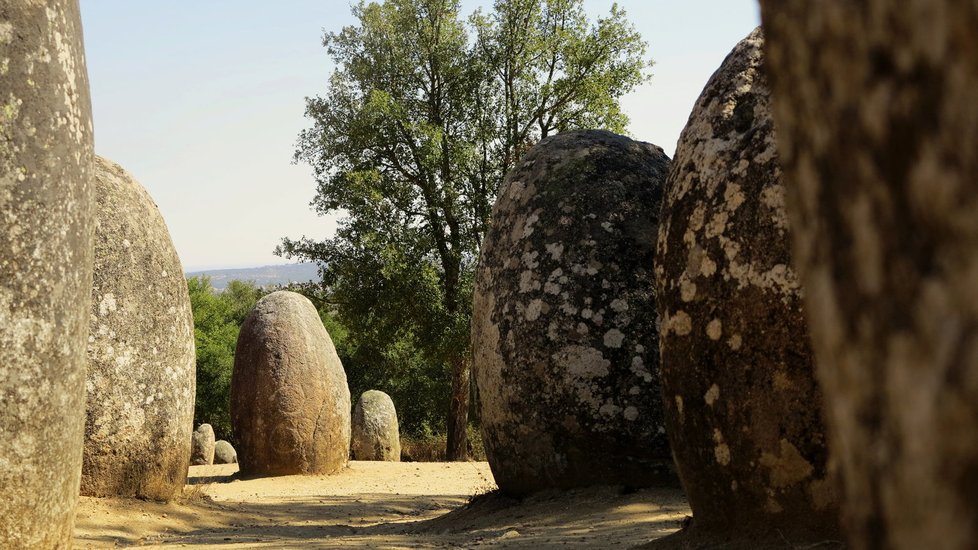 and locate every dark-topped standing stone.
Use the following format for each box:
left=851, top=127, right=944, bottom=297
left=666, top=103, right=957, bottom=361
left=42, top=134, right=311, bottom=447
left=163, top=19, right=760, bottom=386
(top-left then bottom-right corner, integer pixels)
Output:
left=0, top=2, right=96, bottom=547
left=351, top=390, right=401, bottom=461
left=231, top=291, right=351, bottom=476
left=653, top=29, right=839, bottom=547
left=191, top=424, right=216, bottom=466
left=472, top=130, right=672, bottom=497
left=81, top=157, right=196, bottom=501
left=761, top=3, right=978, bottom=548
left=214, top=440, right=237, bottom=464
